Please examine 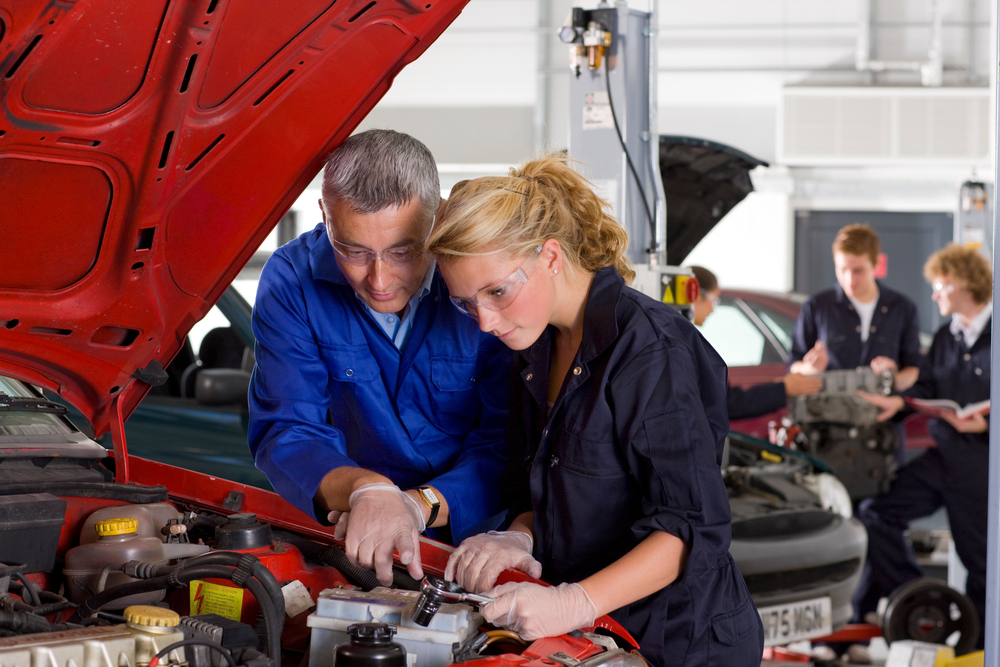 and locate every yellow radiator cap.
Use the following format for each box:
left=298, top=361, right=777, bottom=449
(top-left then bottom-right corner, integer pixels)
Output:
left=95, top=518, right=139, bottom=536
left=124, top=605, right=181, bottom=628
